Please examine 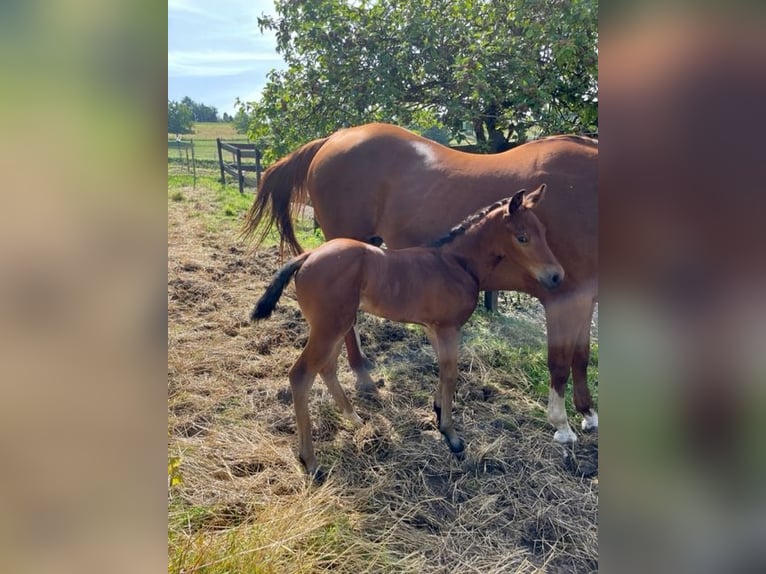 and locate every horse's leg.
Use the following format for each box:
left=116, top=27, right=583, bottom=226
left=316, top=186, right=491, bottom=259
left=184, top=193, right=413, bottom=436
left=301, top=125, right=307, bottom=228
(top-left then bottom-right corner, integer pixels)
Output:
left=345, top=319, right=374, bottom=369
left=432, top=327, right=464, bottom=454
left=288, top=334, right=340, bottom=476
left=543, top=297, right=588, bottom=444
left=345, top=320, right=379, bottom=397
left=572, top=301, right=598, bottom=432
left=319, top=342, right=363, bottom=426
